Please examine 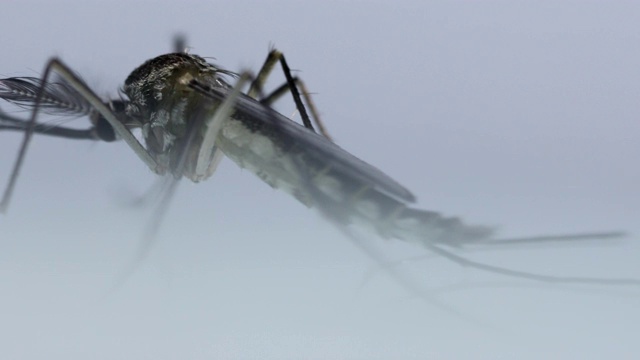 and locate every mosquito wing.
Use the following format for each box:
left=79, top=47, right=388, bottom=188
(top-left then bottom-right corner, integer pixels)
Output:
left=190, top=83, right=492, bottom=244
left=194, top=83, right=416, bottom=204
